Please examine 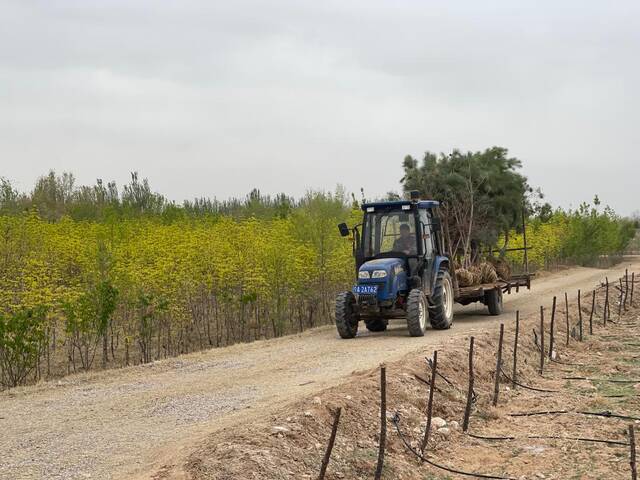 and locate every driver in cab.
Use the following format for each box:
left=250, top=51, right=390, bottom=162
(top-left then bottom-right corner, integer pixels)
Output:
left=393, top=224, right=416, bottom=255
